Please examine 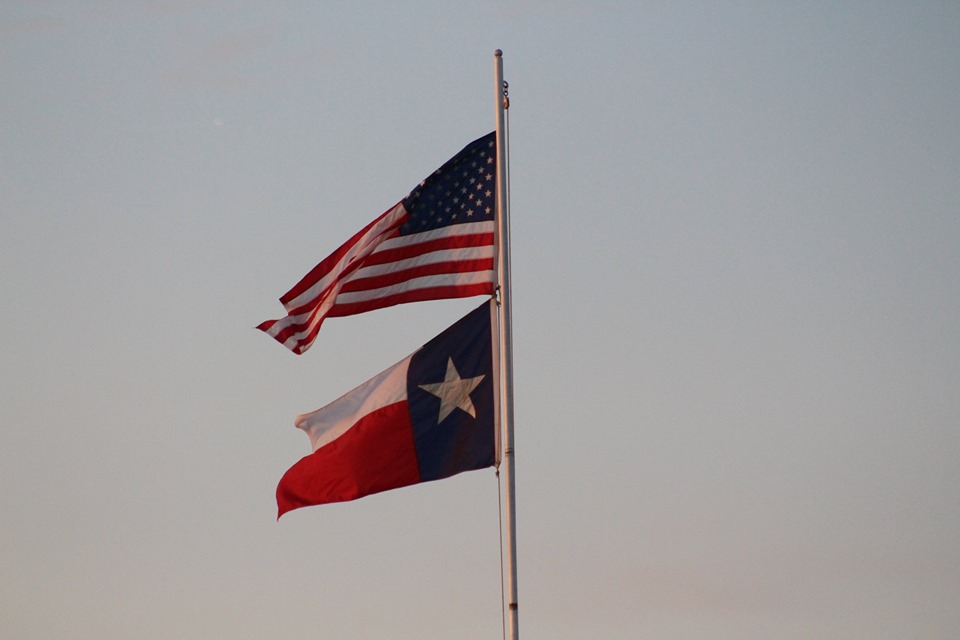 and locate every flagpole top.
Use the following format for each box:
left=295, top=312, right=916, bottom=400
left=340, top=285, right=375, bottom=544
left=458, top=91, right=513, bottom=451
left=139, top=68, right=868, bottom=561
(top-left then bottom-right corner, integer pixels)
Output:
left=495, top=49, right=503, bottom=57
